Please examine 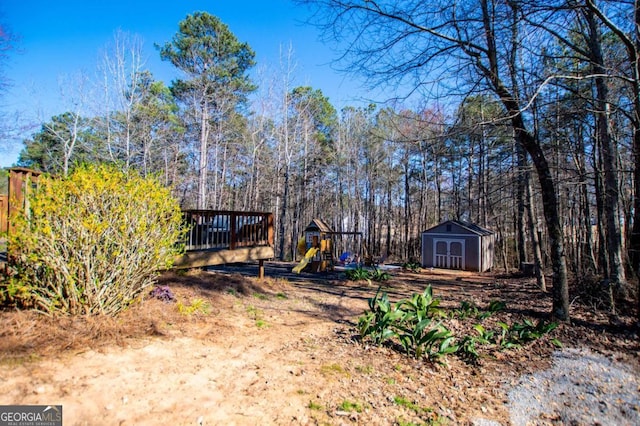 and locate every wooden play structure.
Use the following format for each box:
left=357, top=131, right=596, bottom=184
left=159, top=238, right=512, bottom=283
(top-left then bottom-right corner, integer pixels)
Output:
left=0, top=167, right=275, bottom=278
left=293, top=218, right=363, bottom=273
